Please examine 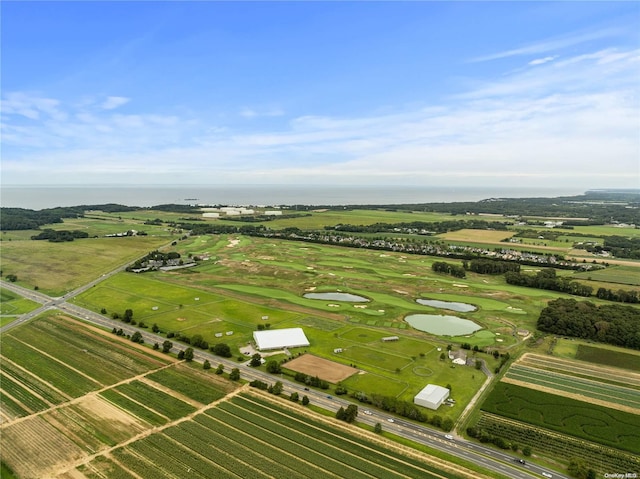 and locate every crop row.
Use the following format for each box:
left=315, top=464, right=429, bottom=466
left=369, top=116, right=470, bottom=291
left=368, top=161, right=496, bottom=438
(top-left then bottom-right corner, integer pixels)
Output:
left=165, top=422, right=278, bottom=479
left=206, top=406, right=378, bottom=479
left=234, top=393, right=459, bottom=477
left=99, top=389, right=167, bottom=426
left=476, top=413, right=640, bottom=473
left=146, top=366, right=226, bottom=405
left=213, top=399, right=438, bottom=479
left=187, top=414, right=332, bottom=479
left=518, top=354, right=640, bottom=388
left=77, top=456, right=137, bottom=479
left=0, top=359, right=68, bottom=405
left=505, top=365, right=640, bottom=408
left=45, top=407, right=112, bottom=452
left=576, top=345, right=640, bottom=372
left=16, top=319, right=145, bottom=385
left=111, top=447, right=176, bottom=479
left=114, top=381, right=196, bottom=420
left=32, top=316, right=169, bottom=370
left=1, top=337, right=99, bottom=397
left=0, top=372, right=50, bottom=413
left=0, top=392, right=30, bottom=419
left=129, top=434, right=218, bottom=479
left=481, top=382, right=640, bottom=454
